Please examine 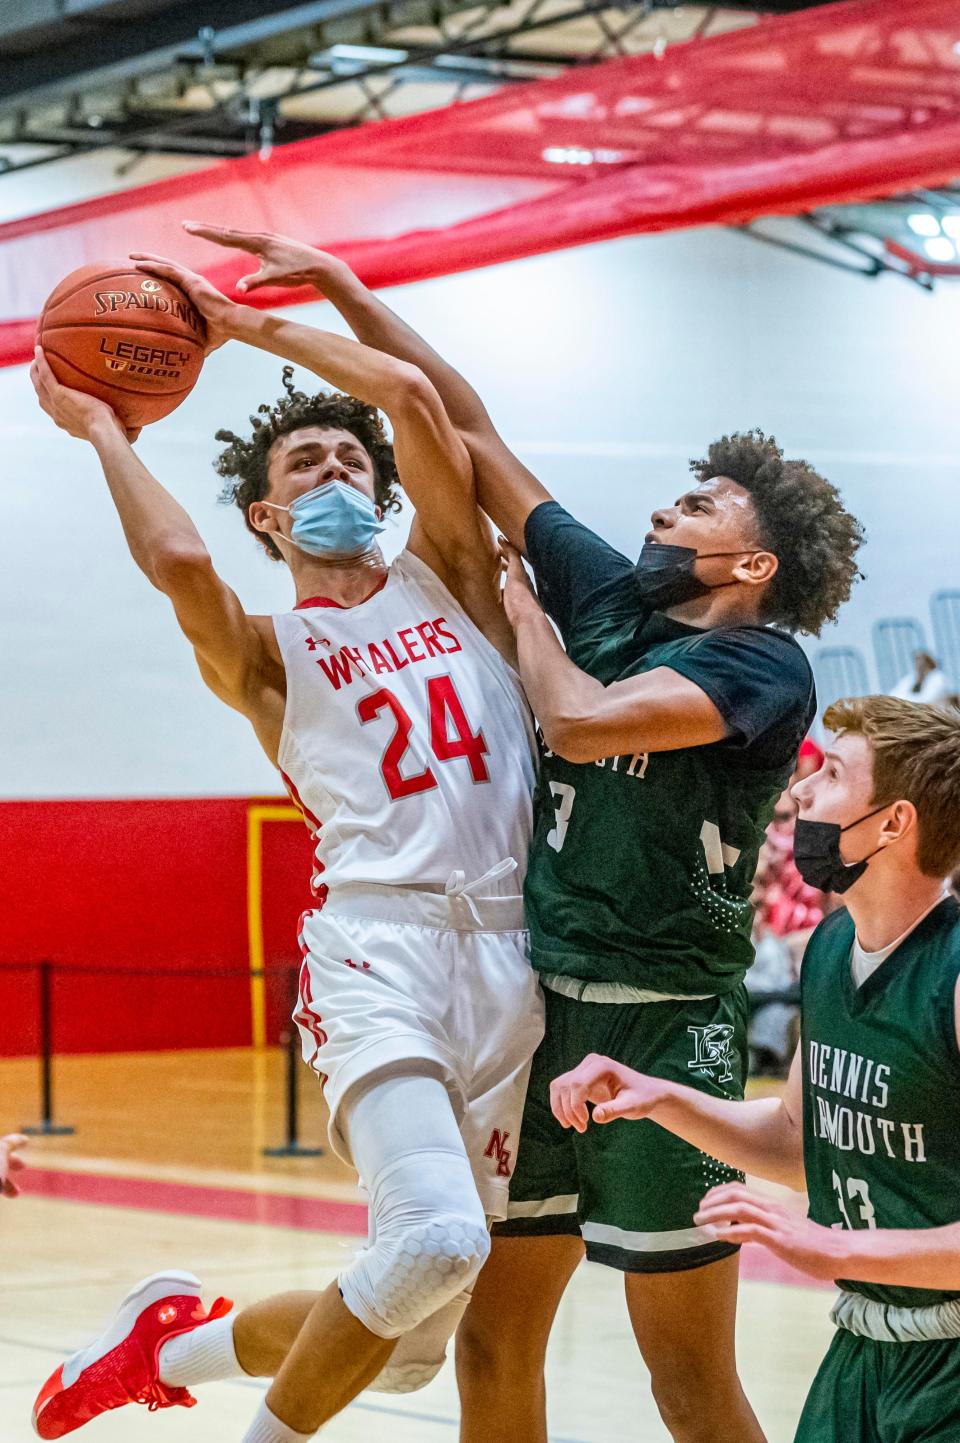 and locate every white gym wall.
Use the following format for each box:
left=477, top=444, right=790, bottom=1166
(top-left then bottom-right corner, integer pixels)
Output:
left=3, top=221, right=959, bottom=797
